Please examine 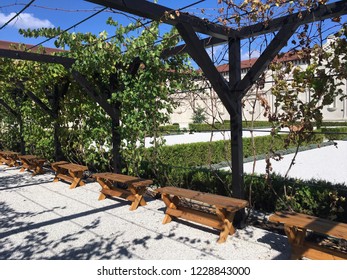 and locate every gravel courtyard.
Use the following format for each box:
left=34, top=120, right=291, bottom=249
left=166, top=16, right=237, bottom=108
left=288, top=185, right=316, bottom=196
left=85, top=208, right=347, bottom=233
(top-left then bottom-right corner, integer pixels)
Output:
left=0, top=164, right=289, bottom=260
